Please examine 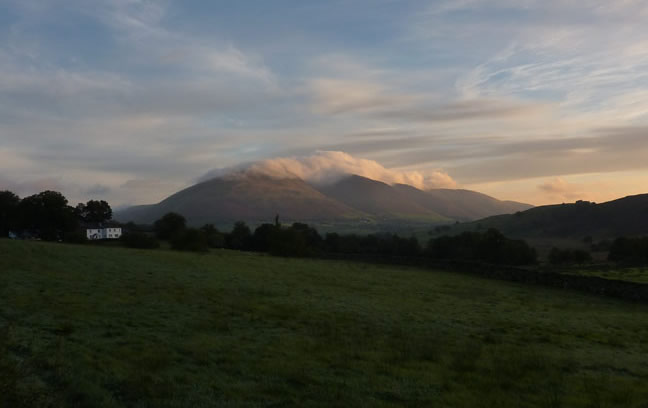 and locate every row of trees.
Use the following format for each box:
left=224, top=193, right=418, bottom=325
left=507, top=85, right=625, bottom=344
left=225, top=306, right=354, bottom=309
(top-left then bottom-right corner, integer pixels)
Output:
left=608, top=237, right=648, bottom=264
left=144, top=212, right=538, bottom=265
left=548, top=247, right=592, bottom=265
left=0, top=190, right=113, bottom=241
left=426, top=229, right=537, bottom=266
left=549, top=237, right=648, bottom=266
